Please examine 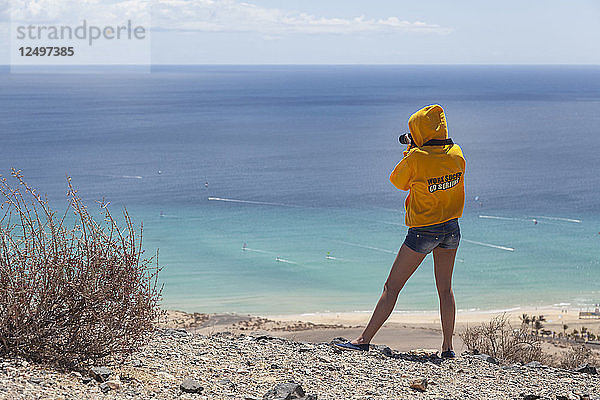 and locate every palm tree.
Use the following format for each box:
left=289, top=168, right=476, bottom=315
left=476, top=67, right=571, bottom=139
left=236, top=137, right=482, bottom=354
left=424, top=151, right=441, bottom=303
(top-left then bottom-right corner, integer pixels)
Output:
left=533, top=319, right=544, bottom=336
left=520, top=313, right=531, bottom=328
left=538, top=315, right=546, bottom=322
